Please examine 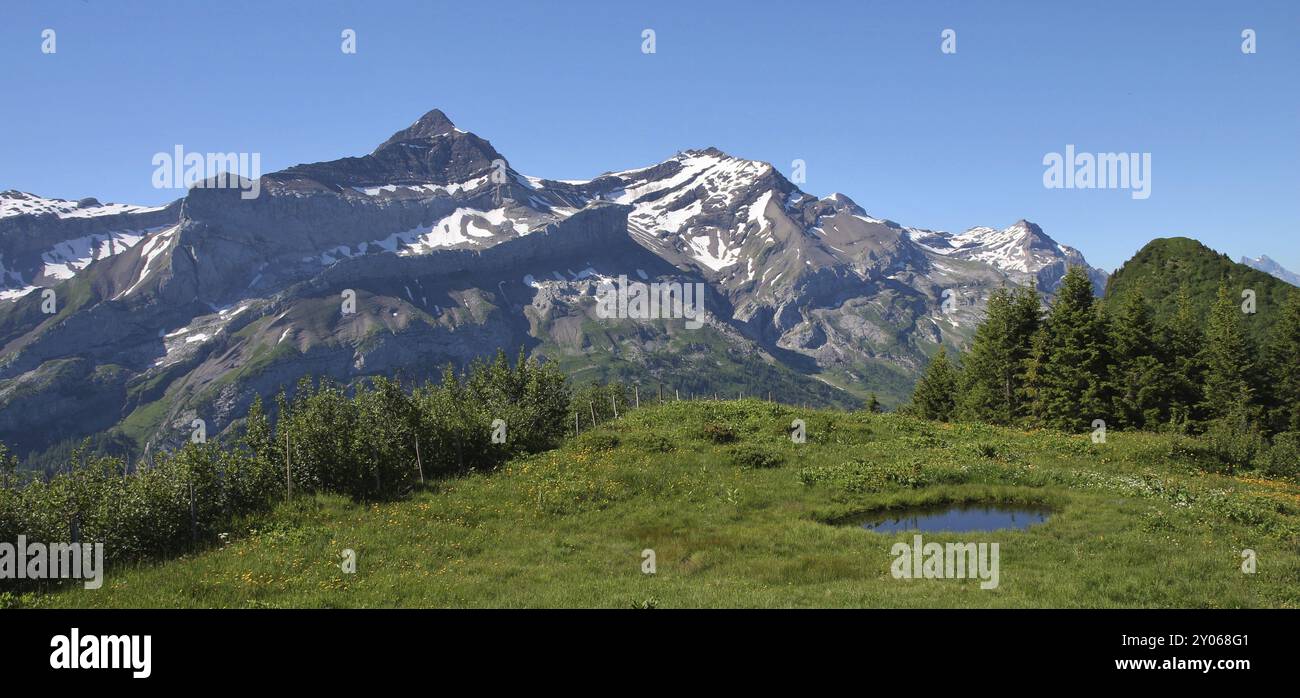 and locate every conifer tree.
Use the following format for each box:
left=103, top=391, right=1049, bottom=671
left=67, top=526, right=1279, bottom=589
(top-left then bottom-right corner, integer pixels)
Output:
left=1201, top=282, right=1255, bottom=420
left=957, top=285, right=1041, bottom=424
left=1160, top=286, right=1206, bottom=430
left=1109, top=290, right=1170, bottom=428
left=912, top=347, right=959, bottom=421
left=1020, top=325, right=1051, bottom=425
left=1264, top=290, right=1300, bottom=432
left=1036, top=266, right=1111, bottom=431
